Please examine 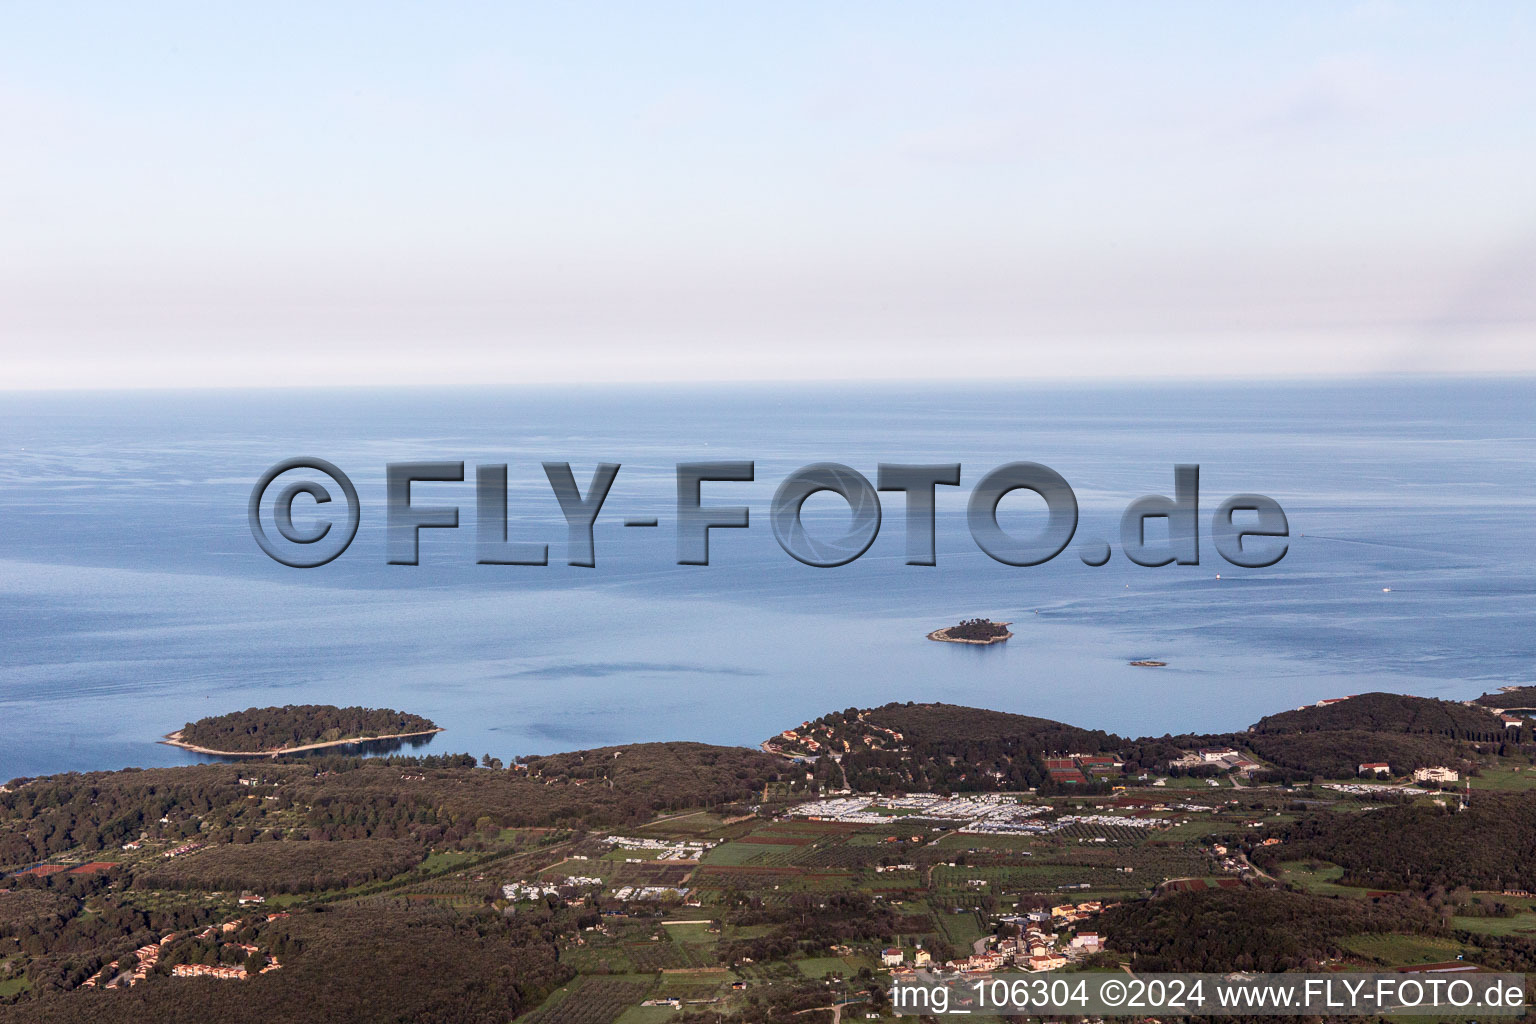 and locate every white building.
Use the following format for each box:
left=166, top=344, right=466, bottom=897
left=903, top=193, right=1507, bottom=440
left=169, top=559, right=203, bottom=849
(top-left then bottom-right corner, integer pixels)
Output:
left=1413, top=766, right=1460, bottom=784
